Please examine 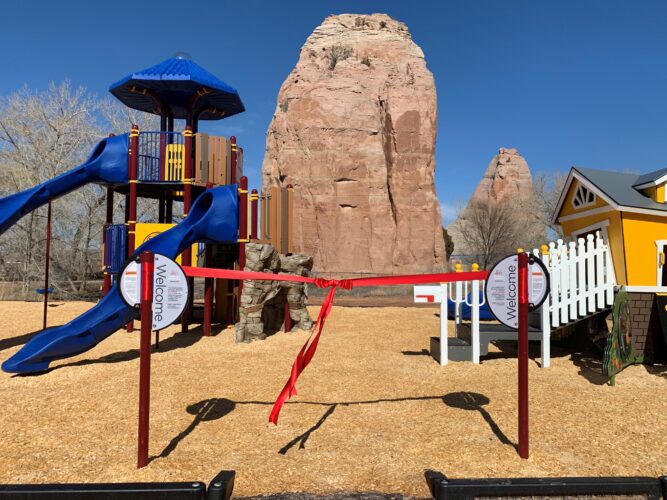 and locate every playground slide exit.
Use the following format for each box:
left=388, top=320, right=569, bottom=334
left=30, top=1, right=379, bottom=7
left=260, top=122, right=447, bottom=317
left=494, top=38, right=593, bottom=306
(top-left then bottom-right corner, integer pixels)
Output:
left=0, top=134, right=130, bottom=235
left=2, top=185, right=239, bottom=374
